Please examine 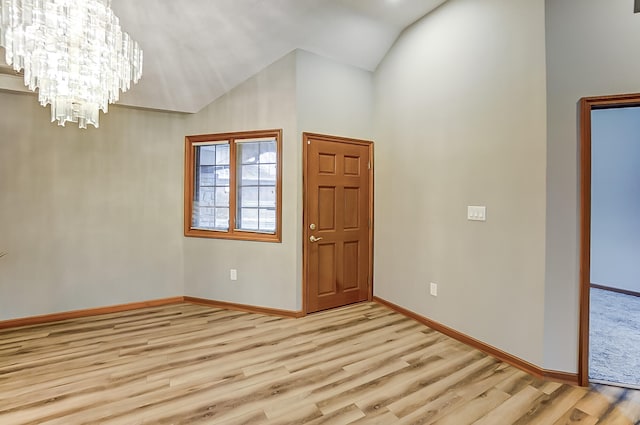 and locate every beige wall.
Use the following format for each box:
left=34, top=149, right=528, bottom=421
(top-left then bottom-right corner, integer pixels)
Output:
left=0, top=50, right=377, bottom=319
left=544, top=0, right=640, bottom=372
left=0, top=92, right=186, bottom=320
left=373, top=0, right=548, bottom=365
left=182, top=50, right=375, bottom=311
left=296, top=50, right=374, bottom=141
left=182, top=52, right=300, bottom=311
